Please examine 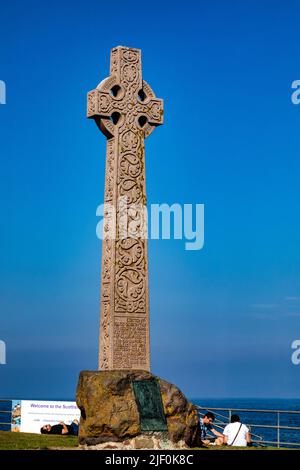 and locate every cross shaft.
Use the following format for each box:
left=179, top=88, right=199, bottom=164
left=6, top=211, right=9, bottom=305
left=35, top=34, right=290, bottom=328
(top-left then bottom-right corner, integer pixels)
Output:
left=87, top=46, right=163, bottom=370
